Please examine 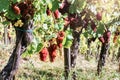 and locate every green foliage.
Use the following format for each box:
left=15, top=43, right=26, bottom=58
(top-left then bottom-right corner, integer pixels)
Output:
left=69, top=0, right=87, bottom=13
left=51, top=0, right=59, bottom=11
left=96, top=22, right=105, bottom=37
left=0, top=0, right=10, bottom=13
left=12, top=0, right=21, bottom=3
left=117, top=36, right=120, bottom=44
left=0, top=0, right=120, bottom=56
left=63, top=28, right=73, bottom=48
left=6, top=7, right=21, bottom=20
